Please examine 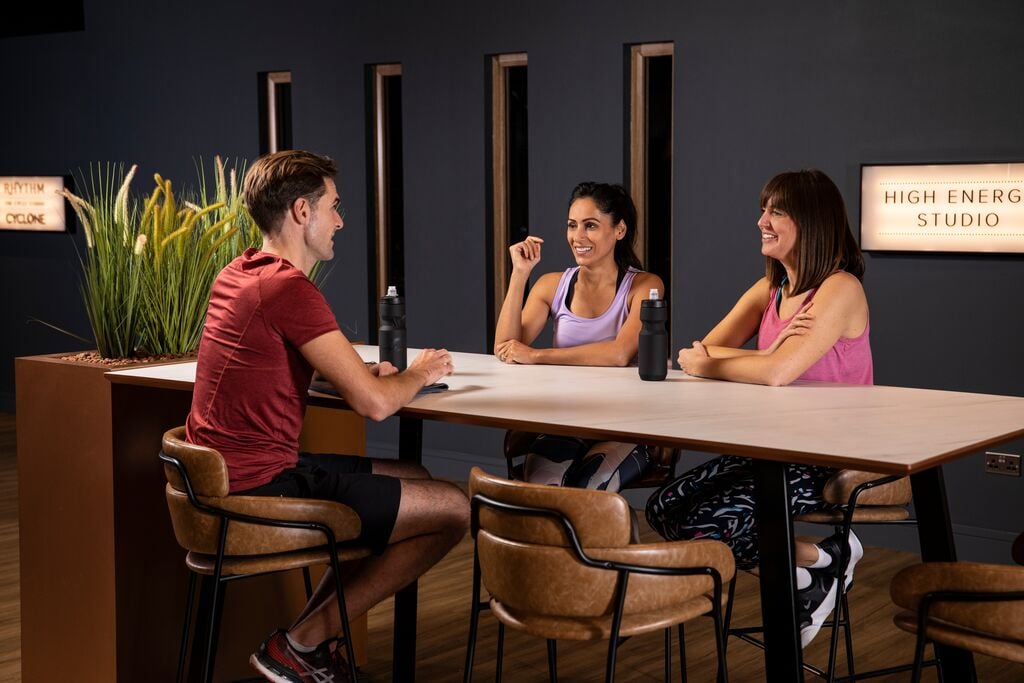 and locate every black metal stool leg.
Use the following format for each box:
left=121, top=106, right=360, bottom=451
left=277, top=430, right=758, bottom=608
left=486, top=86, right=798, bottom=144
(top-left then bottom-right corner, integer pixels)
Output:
left=202, top=576, right=226, bottom=683
left=547, top=639, right=557, bottom=683
left=711, top=588, right=728, bottom=683
left=824, top=585, right=844, bottom=682
left=663, top=628, right=671, bottom=683
left=722, top=577, right=737, bottom=652
left=202, top=520, right=230, bottom=683
left=302, top=566, right=313, bottom=599
left=677, top=623, right=687, bottom=683
left=463, top=551, right=484, bottom=683
left=187, top=574, right=215, bottom=682
left=840, top=591, right=855, bottom=678
left=495, top=622, right=505, bottom=683
left=605, top=572, right=629, bottom=683
left=326, top=551, right=359, bottom=682
left=177, top=571, right=196, bottom=683
left=910, top=629, right=928, bottom=683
